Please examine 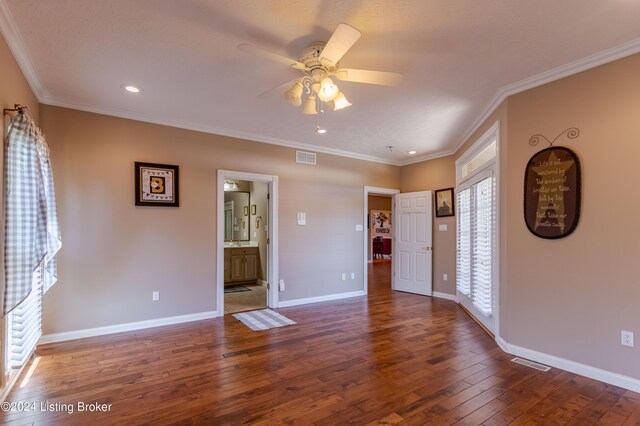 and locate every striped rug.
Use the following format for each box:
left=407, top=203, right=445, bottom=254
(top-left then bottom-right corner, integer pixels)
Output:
left=232, top=309, right=296, bottom=331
